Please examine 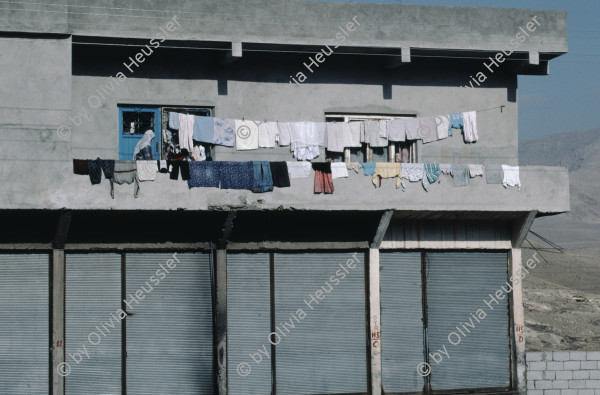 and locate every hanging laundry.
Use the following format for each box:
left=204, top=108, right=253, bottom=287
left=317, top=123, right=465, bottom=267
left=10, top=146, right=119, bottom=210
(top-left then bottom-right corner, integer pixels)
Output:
left=269, top=162, right=291, bottom=188
left=159, top=160, right=168, bottom=173
left=404, top=118, right=421, bottom=140
left=362, top=162, right=376, bottom=176
left=396, top=145, right=410, bottom=163
left=213, top=118, right=236, bottom=147
left=435, top=115, right=450, bottom=140
left=136, top=160, right=157, bottom=181
left=258, top=122, right=279, bottom=148
left=400, top=163, right=425, bottom=190
left=378, top=120, right=389, bottom=138
left=331, top=162, right=349, bottom=179
left=178, top=113, right=195, bottom=152
left=439, top=163, right=453, bottom=175
left=448, top=113, right=463, bottom=137
left=485, top=164, right=504, bottom=184
left=362, top=120, right=388, bottom=147
left=277, top=122, right=293, bottom=146
left=451, top=164, right=470, bottom=187
left=312, top=162, right=334, bottom=194
left=291, top=122, right=320, bottom=160
left=418, top=117, right=438, bottom=143
left=469, top=164, right=484, bottom=177
left=192, top=145, right=206, bottom=161
left=111, top=160, right=139, bottom=198
left=86, top=158, right=114, bottom=185
left=252, top=161, right=274, bottom=193
left=221, top=161, right=254, bottom=190
left=326, top=122, right=345, bottom=153
left=73, top=159, right=89, bottom=175
left=168, top=112, right=180, bottom=130
left=424, top=162, right=442, bottom=184
left=234, top=120, right=259, bottom=150
left=388, top=119, right=407, bottom=142
left=168, top=160, right=191, bottom=181
left=502, top=165, right=521, bottom=190
left=345, top=122, right=362, bottom=148
left=187, top=161, right=221, bottom=188
left=462, top=111, right=478, bottom=143
left=101, top=160, right=115, bottom=180
left=193, top=116, right=215, bottom=144
left=286, top=161, right=312, bottom=178
left=346, top=162, right=362, bottom=174
left=372, top=162, right=402, bottom=189
left=316, top=122, right=328, bottom=147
